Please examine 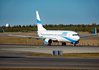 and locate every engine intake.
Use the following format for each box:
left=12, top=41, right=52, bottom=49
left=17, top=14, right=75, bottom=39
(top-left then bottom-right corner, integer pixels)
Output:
left=44, top=38, right=53, bottom=44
